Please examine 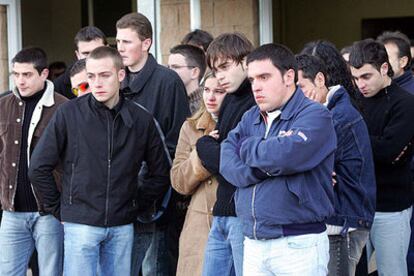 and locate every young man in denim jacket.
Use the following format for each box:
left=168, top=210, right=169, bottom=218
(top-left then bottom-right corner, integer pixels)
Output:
left=220, top=43, right=337, bottom=275
left=297, top=54, right=376, bottom=276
